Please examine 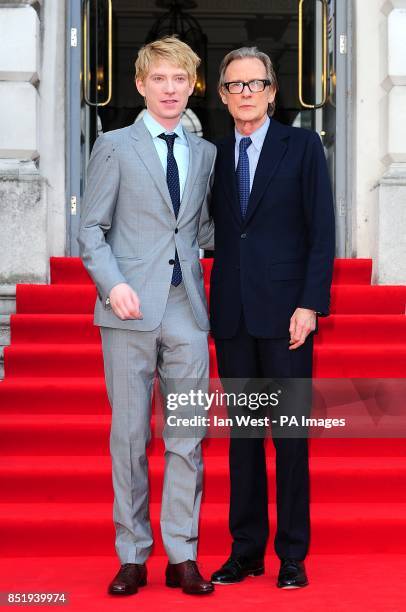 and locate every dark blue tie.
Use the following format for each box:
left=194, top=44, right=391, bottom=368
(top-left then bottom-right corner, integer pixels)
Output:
left=158, top=132, right=182, bottom=286
left=236, top=137, right=252, bottom=218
